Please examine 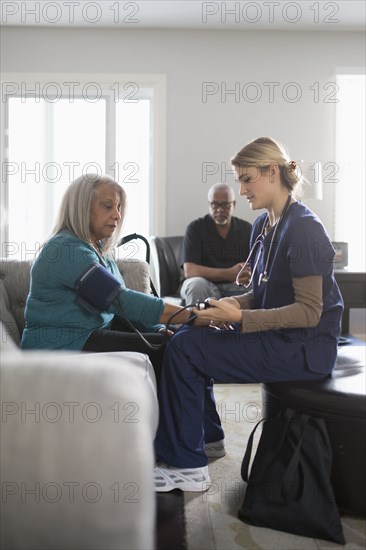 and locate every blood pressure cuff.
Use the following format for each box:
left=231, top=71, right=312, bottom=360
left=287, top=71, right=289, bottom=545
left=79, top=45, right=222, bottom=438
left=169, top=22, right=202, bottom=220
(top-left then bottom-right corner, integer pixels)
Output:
left=75, top=263, right=123, bottom=314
